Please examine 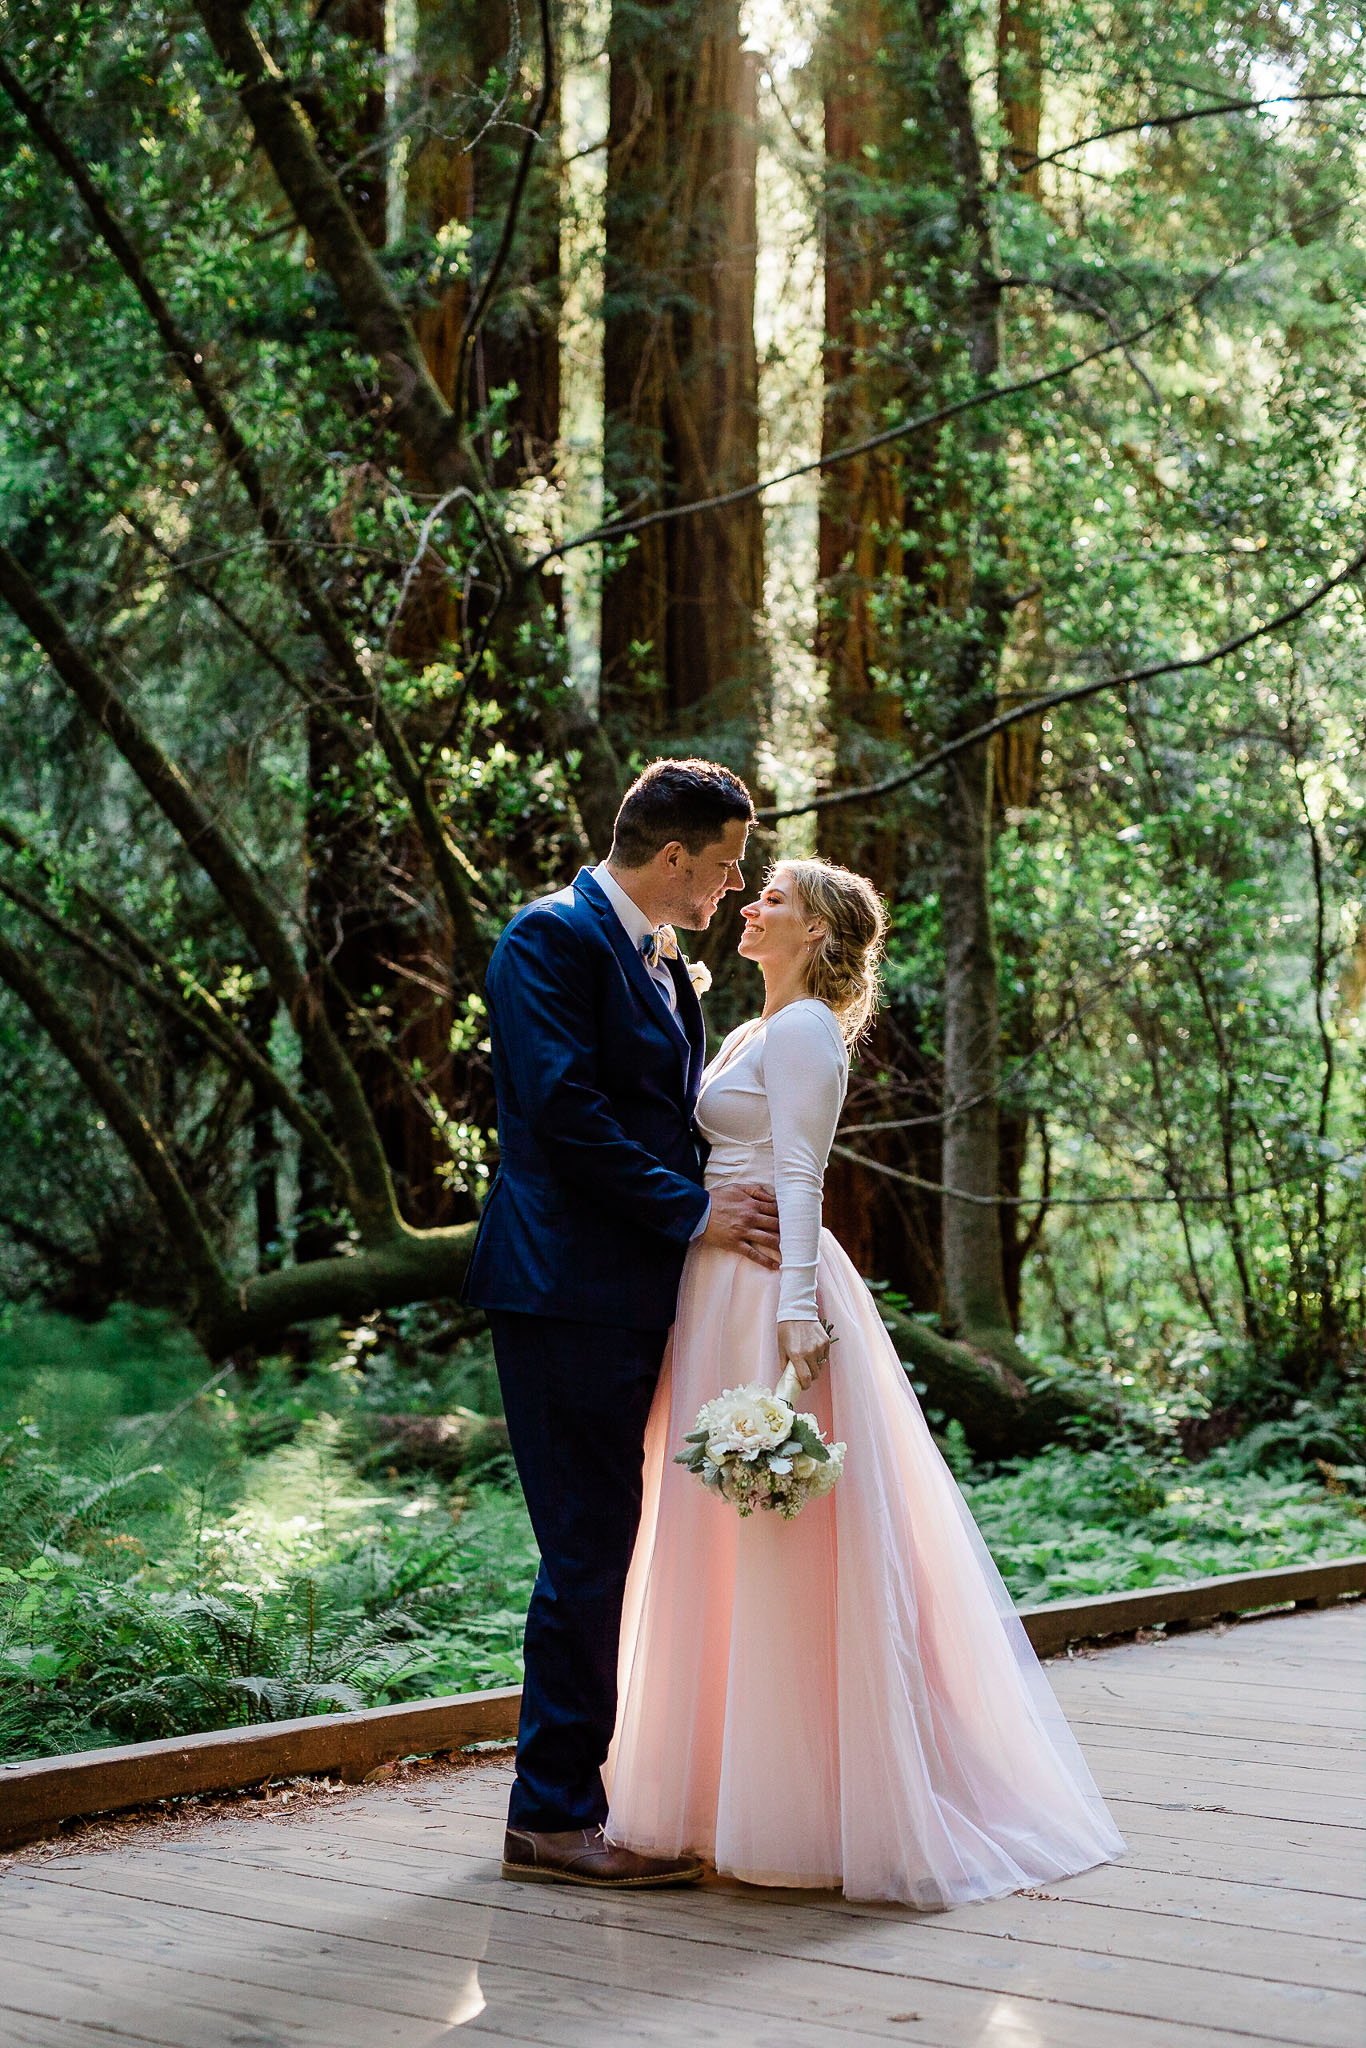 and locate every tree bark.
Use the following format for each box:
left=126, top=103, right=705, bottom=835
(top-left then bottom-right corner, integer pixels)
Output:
left=997, top=0, right=1043, bottom=199
left=817, top=0, right=1018, bottom=1355
left=819, top=0, right=911, bottom=879
left=407, top=0, right=561, bottom=488
left=193, top=0, right=625, bottom=853
left=0, top=543, right=403, bottom=1246
left=992, top=0, right=1048, bottom=1319
left=923, top=0, right=1017, bottom=1356
left=600, top=0, right=765, bottom=764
